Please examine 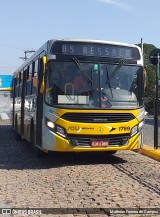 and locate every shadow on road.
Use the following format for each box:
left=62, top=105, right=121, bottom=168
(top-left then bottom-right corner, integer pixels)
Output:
left=0, top=123, right=127, bottom=170
left=113, top=164, right=160, bottom=195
